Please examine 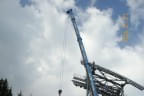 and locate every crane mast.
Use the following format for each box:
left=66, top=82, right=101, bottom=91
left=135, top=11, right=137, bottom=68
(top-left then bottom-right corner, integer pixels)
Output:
left=66, top=9, right=99, bottom=96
